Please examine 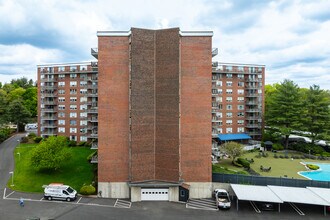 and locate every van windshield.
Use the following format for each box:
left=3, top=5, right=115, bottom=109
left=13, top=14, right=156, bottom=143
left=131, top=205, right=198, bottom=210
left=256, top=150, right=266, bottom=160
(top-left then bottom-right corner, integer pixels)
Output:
left=67, top=187, right=74, bottom=193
